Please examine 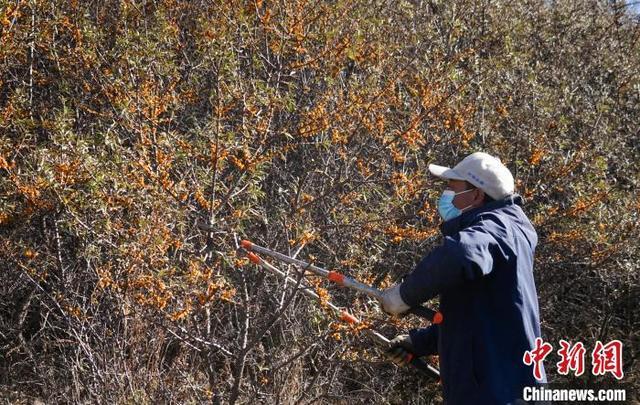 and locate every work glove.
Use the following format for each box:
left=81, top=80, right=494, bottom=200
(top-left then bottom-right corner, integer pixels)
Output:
left=386, top=334, right=415, bottom=366
left=379, top=284, right=411, bottom=315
